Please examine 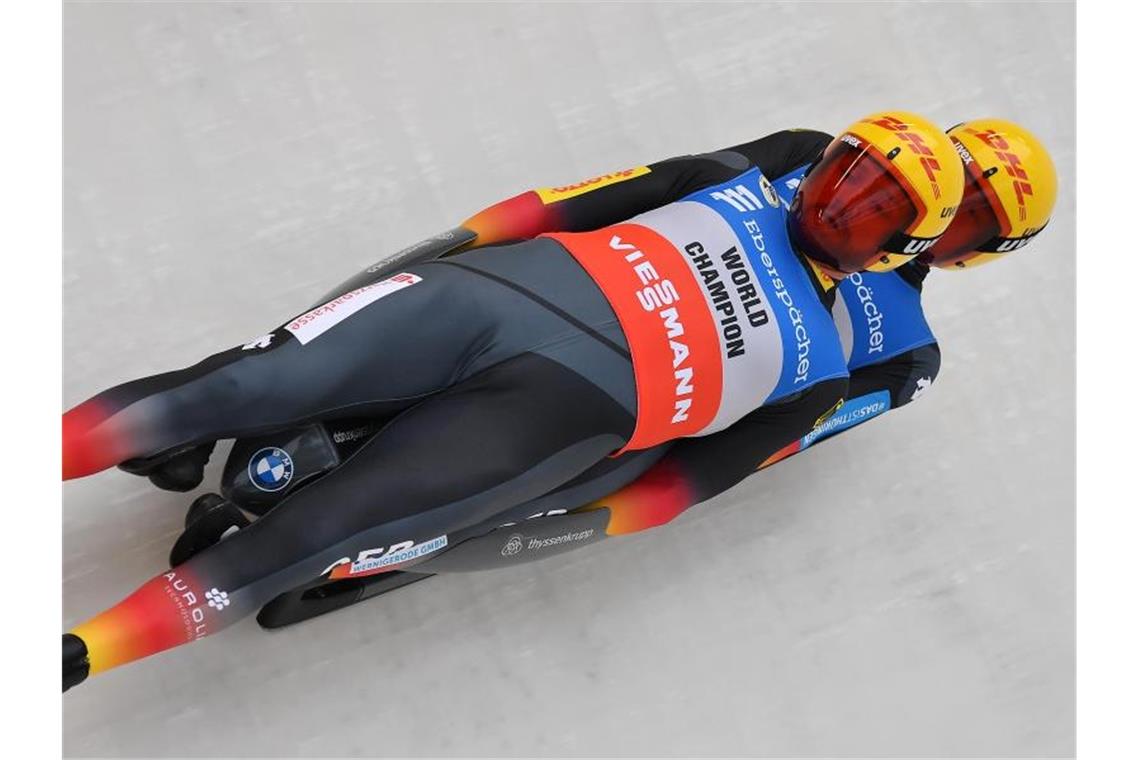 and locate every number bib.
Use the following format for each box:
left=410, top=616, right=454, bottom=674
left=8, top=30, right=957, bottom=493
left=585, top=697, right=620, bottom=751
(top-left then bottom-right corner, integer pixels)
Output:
left=546, top=167, right=848, bottom=452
